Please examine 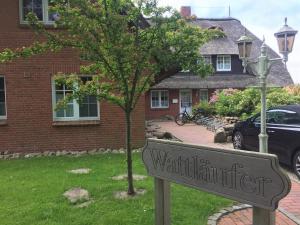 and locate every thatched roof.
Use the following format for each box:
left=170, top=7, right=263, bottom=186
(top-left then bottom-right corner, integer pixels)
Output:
left=153, top=18, right=293, bottom=89
left=152, top=72, right=257, bottom=89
